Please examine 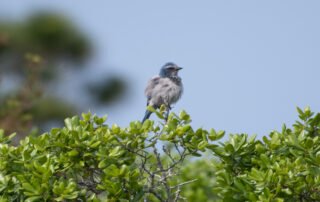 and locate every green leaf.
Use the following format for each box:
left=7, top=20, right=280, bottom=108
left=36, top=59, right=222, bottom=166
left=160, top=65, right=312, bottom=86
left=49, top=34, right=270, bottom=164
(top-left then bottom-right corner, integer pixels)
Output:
left=225, top=144, right=234, bottom=153
left=22, top=183, right=36, bottom=193
left=25, top=196, right=42, bottom=202
left=198, top=141, right=208, bottom=150
left=112, top=124, right=120, bottom=134
left=81, top=112, right=92, bottom=121
left=147, top=105, right=164, bottom=120
left=94, top=115, right=107, bottom=125
left=208, top=129, right=225, bottom=141
left=64, top=118, right=73, bottom=130
left=119, top=164, right=128, bottom=176
left=191, top=152, right=202, bottom=157
left=281, top=188, right=292, bottom=195
left=104, top=164, right=120, bottom=177
left=98, top=159, right=109, bottom=169
left=297, top=107, right=305, bottom=120
left=304, top=106, right=311, bottom=117
left=89, top=141, right=101, bottom=148
left=109, top=146, right=123, bottom=157
left=67, top=149, right=79, bottom=157
left=179, top=110, right=190, bottom=121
